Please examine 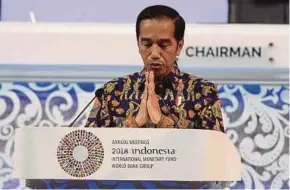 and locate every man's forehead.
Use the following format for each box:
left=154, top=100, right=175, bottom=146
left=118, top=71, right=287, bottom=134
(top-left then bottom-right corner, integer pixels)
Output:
left=139, top=19, right=175, bottom=33
left=138, top=19, right=175, bottom=42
